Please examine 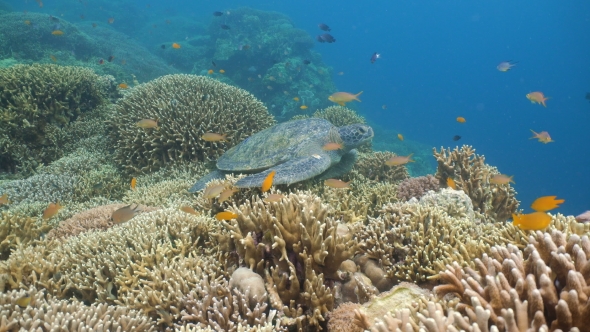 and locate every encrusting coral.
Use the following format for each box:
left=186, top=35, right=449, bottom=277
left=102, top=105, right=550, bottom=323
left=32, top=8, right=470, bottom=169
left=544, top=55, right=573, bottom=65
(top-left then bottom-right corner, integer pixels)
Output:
left=396, top=175, right=440, bottom=202
left=110, top=74, right=275, bottom=174
left=433, top=145, right=519, bottom=222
